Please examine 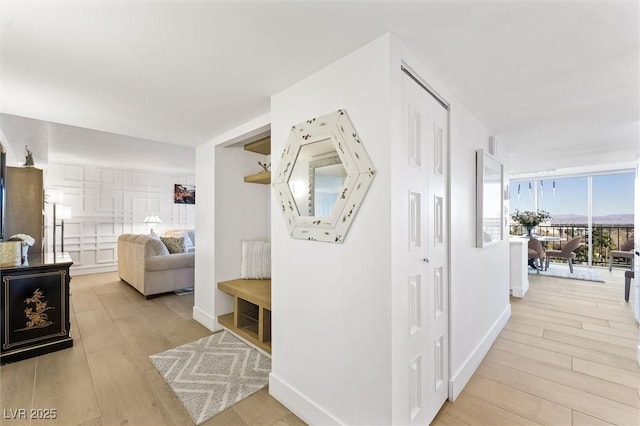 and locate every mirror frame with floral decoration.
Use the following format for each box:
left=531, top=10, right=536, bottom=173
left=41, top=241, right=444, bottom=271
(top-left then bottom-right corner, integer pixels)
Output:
left=272, top=109, right=376, bottom=243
